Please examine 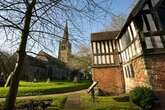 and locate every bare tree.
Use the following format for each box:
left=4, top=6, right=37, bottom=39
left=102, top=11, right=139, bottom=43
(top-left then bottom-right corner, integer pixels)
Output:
left=0, top=0, right=113, bottom=109
left=105, top=14, right=126, bottom=31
